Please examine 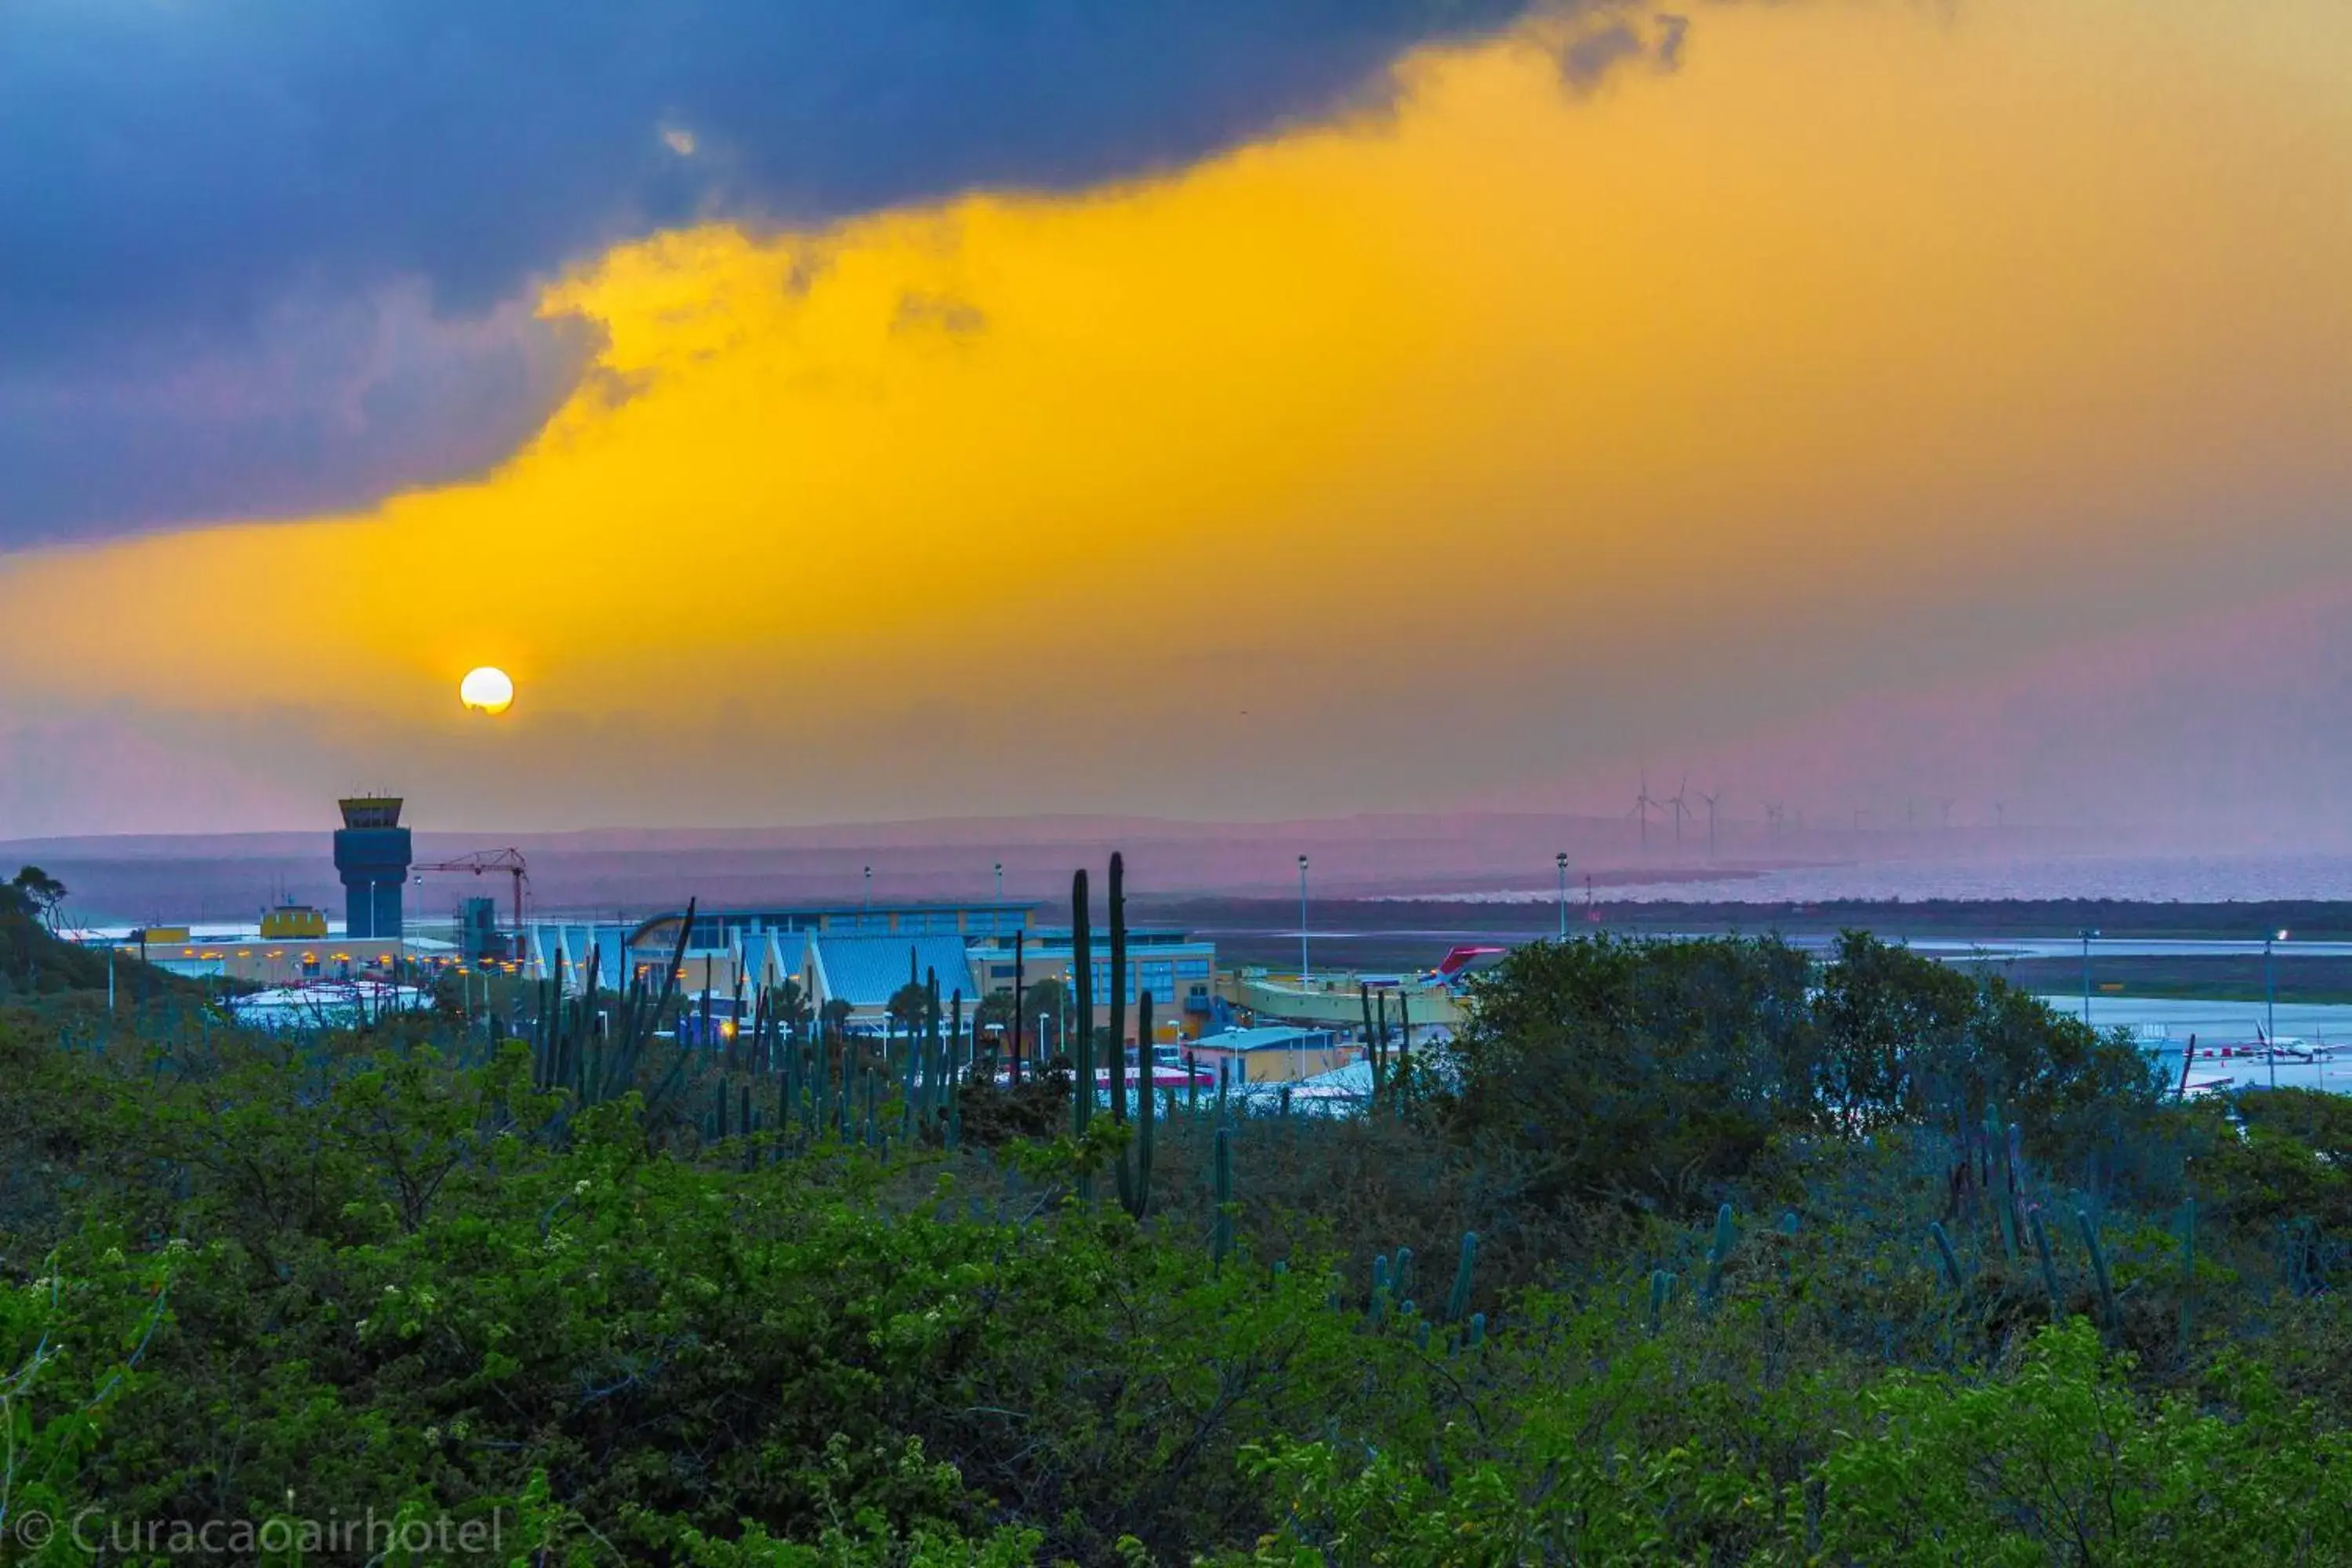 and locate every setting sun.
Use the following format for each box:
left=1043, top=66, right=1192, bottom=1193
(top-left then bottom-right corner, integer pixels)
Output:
left=459, top=666, right=515, bottom=716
